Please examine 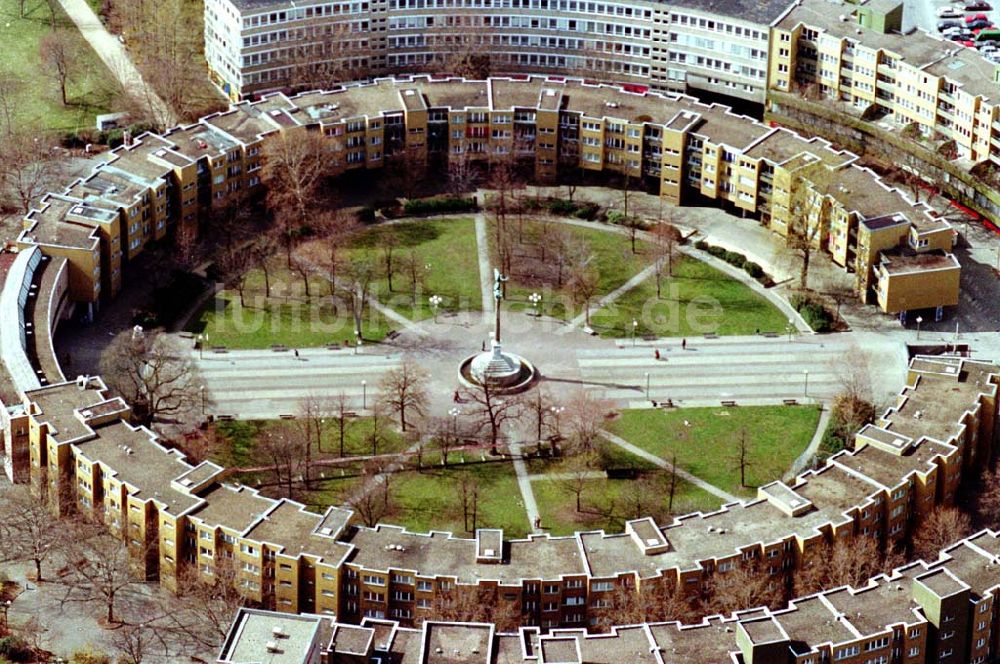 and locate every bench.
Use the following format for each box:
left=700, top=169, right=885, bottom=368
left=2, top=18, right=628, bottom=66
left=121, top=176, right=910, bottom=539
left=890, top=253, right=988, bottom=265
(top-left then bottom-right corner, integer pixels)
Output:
left=386, top=330, right=400, bottom=340
left=343, top=411, right=358, bottom=418
left=783, top=399, right=798, bottom=406
left=763, top=332, right=780, bottom=338
left=721, top=400, right=738, bottom=407
left=211, top=346, right=228, bottom=353
left=279, top=413, right=296, bottom=420
left=215, top=414, right=236, bottom=421
left=703, top=333, right=719, bottom=339
left=326, top=343, right=342, bottom=350
left=271, top=344, right=289, bottom=352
